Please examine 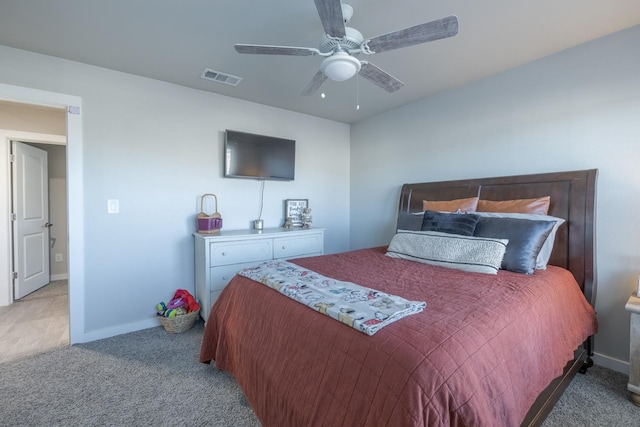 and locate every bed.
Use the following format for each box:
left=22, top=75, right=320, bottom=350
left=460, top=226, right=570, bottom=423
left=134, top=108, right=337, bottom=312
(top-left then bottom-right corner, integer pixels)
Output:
left=200, top=169, right=598, bottom=426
